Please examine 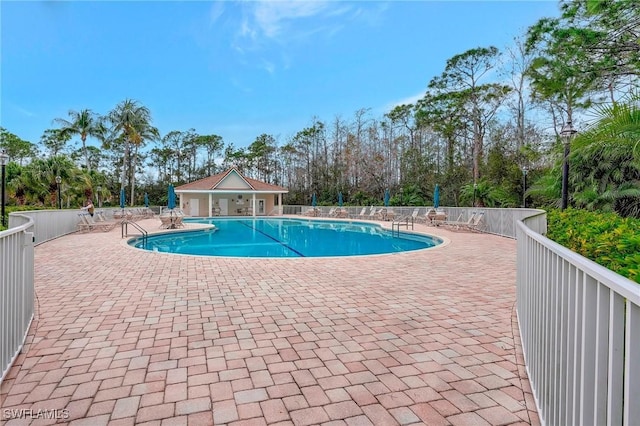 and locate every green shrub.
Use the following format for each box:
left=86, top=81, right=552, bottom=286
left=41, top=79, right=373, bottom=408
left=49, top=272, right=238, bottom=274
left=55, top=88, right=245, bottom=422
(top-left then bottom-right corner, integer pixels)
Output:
left=547, top=208, right=640, bottom=284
